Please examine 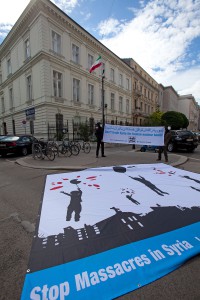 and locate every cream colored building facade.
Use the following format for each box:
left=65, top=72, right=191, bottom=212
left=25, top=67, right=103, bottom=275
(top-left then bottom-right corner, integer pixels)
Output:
left=178, top=95, right=199, bottom=131
left=0, top=0, right=133, bottom=139
left=122, top=58, right=159, bottom=125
